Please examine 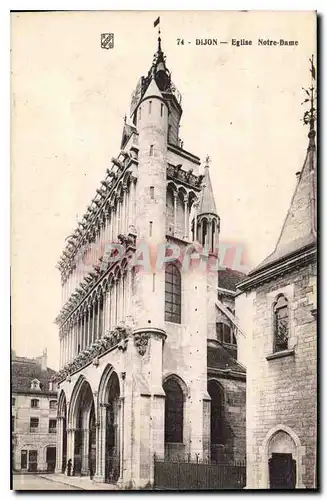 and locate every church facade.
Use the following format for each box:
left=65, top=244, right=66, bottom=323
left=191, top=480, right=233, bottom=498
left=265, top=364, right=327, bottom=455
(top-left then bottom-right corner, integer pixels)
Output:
left=236, top=78, right=317, bottom=489
left=54, top=34, right=246, bottom=489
